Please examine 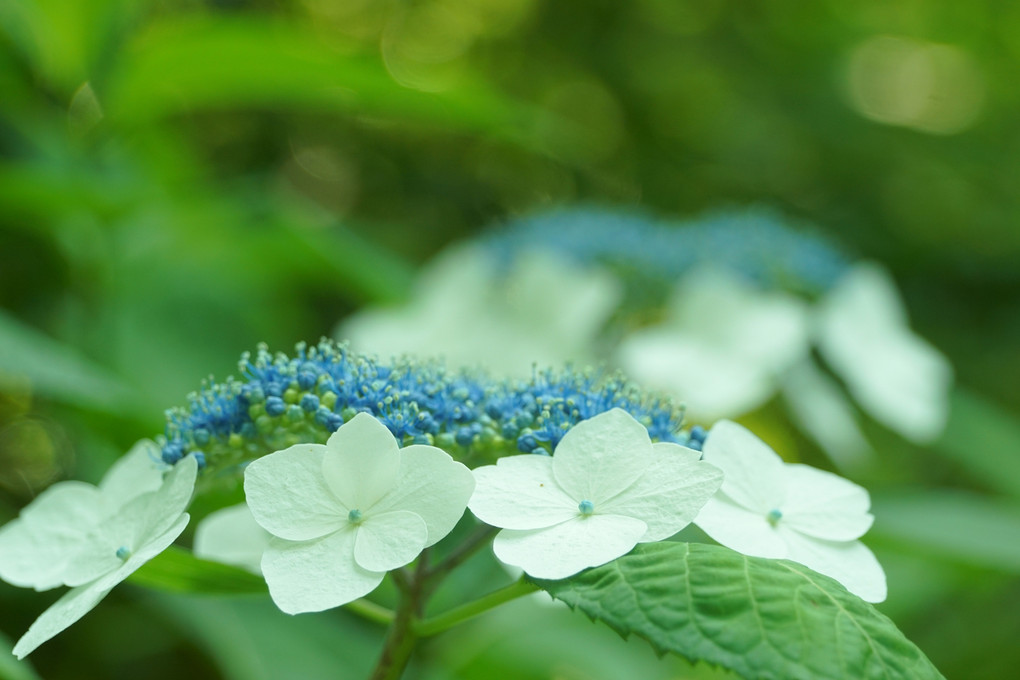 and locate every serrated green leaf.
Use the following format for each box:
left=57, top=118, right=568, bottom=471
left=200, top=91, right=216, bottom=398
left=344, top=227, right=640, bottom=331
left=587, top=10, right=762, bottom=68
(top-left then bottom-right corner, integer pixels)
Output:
left=533, top=542, right=943, bottom=680
left=126, top=546, right=267, bottom=594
